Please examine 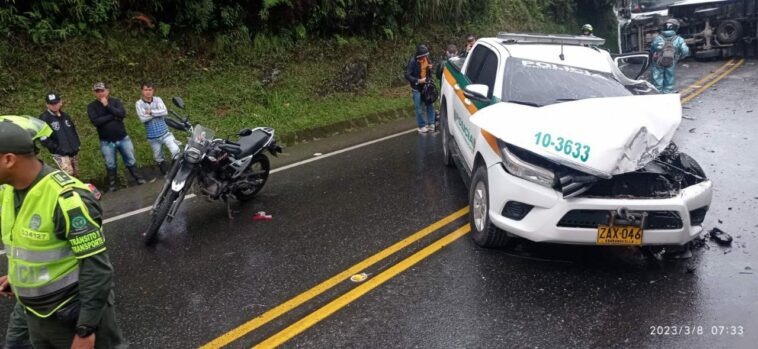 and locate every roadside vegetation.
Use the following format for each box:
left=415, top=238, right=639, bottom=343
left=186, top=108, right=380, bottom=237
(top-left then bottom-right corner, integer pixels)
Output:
left=0, top=0, right=616, bottom=182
